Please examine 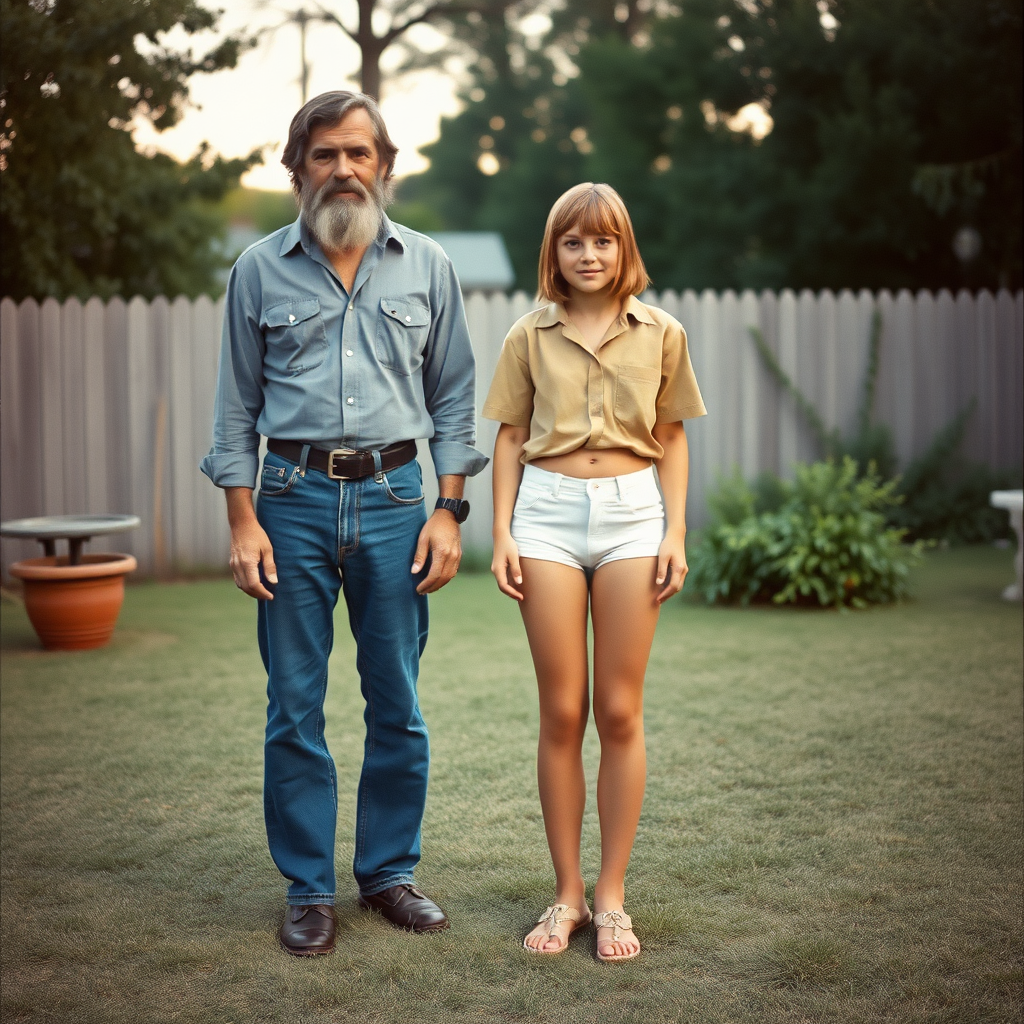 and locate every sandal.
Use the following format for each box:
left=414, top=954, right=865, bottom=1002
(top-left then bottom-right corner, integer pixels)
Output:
left=523, top=903, right=592, bottom=954
left=593, top=909, right=640, bottom=962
